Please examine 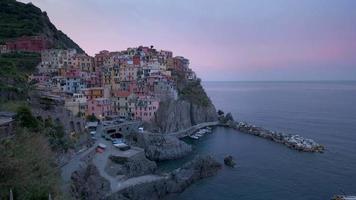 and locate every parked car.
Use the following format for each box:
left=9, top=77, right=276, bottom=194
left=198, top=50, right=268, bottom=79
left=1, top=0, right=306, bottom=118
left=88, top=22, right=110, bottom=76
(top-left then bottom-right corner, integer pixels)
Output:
left=98, top=143, right=107, bottom=149
left=112, top=138, right=123, bottom=144
left=113, top=143, right=131, bottom=151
